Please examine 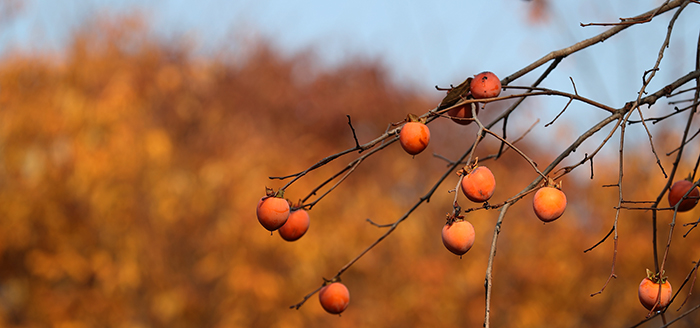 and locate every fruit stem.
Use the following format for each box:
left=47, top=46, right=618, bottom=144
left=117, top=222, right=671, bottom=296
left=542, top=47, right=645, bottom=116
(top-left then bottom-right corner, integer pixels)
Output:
left=405, top=113, right=426, bottom=124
